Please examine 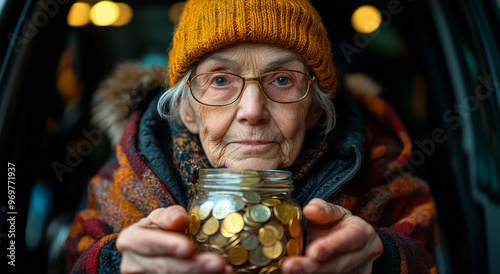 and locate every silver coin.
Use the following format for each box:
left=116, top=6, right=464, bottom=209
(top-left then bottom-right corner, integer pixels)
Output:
left=242, top=192, right=261, bottom=204
left=198, top=201, right=214, bottom=221
left=228, top=195, right=246, bottom=212
left=241, top=233, right=259, bottom=251
left=248, top=245, right=271, bottom=266
left=212, top=199, right=233, bottom=219
left=250, top=204, right=271, bottom=223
